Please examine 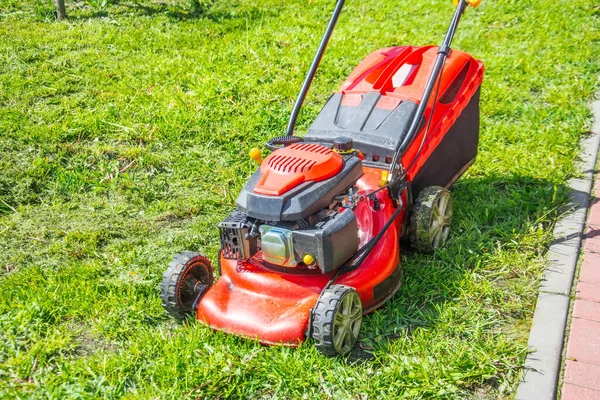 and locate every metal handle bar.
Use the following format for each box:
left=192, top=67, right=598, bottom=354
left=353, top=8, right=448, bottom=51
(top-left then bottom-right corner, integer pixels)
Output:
left=388, top=0, right=469, bottom=180
left=286, top=0, right=345, bottom=137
